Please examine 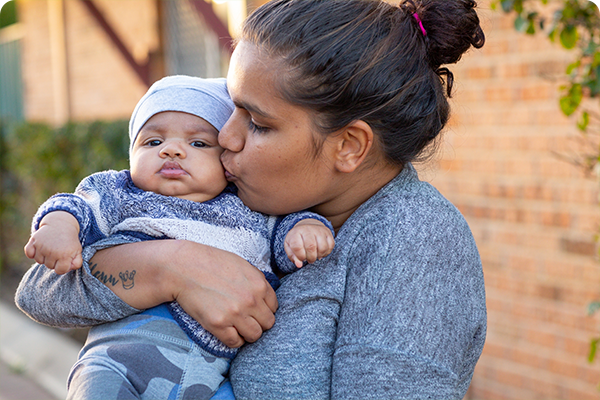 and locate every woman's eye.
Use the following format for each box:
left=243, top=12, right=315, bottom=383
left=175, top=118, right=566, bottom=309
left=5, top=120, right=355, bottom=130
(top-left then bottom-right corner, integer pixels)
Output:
left=248, top=120, right=270, bottom=134
left=191, top=141, right=207, bottom=148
